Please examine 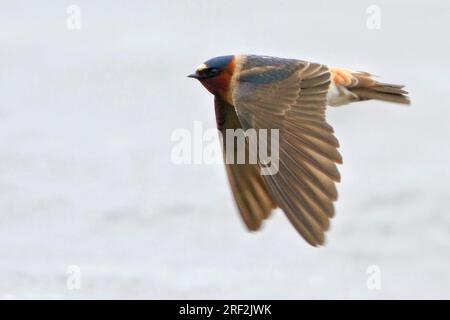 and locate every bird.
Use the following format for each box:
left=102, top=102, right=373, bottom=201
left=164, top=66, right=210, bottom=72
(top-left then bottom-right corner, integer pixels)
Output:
left=188, top=54, right=410, bottom=246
